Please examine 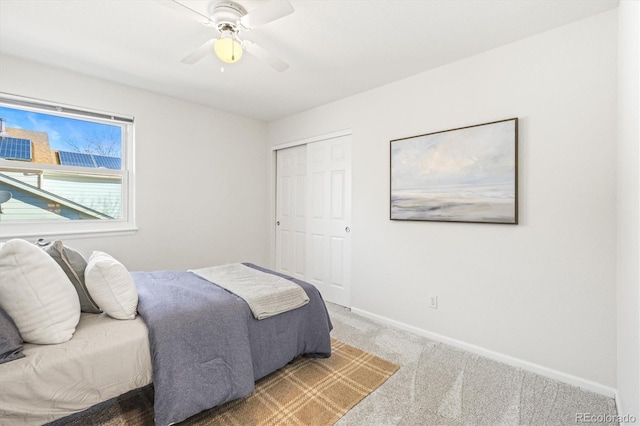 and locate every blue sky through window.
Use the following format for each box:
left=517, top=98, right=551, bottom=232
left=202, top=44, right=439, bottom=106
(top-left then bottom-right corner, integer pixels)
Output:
left=0, top=106, right=121, bottom=157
